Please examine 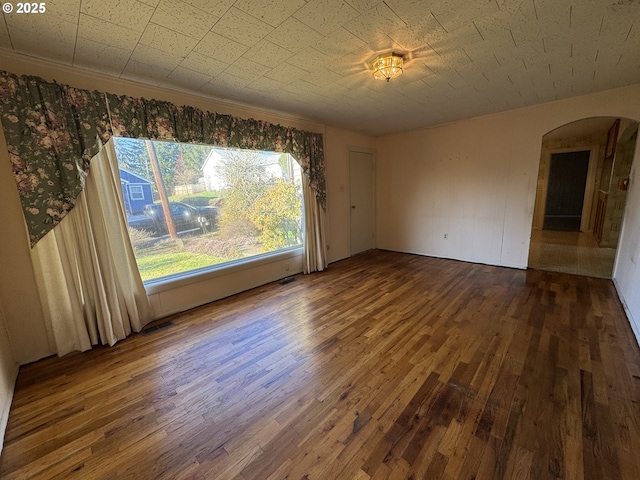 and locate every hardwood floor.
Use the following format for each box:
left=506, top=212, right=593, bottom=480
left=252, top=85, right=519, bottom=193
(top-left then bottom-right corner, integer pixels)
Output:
left=2, top=250, right=640, bottom=479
